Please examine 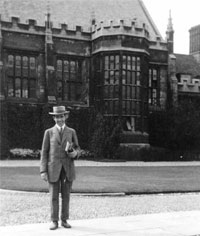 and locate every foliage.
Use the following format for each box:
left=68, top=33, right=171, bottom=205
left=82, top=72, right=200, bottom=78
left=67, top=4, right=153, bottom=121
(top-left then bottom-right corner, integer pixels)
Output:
left=149, top=99, right=200, bottom=153
left=7, top=103, right=43, bottom=150
left=9, top=148, right=40, bottom=159
left=166, top=100, right=200, bottom=151
left=89, top=113, right=122, bottom=159
left=67, top=107, right=96, bottom=149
